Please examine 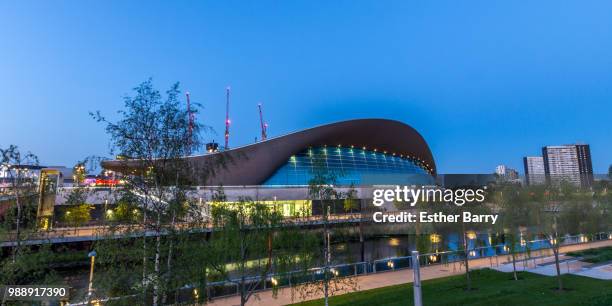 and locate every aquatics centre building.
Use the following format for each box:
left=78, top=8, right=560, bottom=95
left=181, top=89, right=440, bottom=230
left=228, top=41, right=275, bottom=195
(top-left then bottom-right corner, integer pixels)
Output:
left=102, top=118, right=436, bottom=187
left=98, top=119, right=437, bottom=216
